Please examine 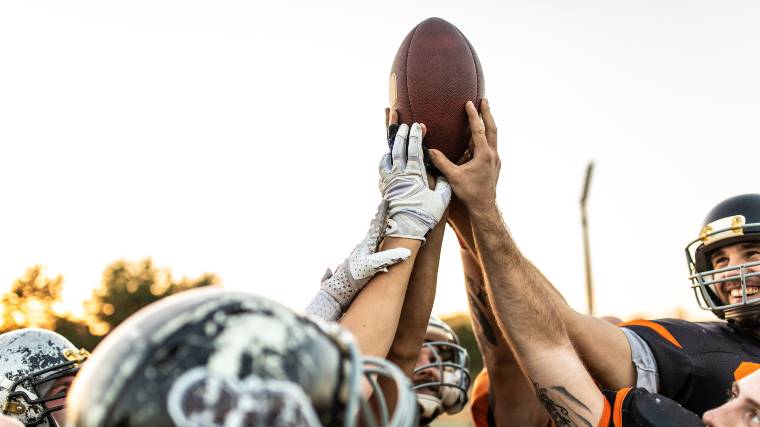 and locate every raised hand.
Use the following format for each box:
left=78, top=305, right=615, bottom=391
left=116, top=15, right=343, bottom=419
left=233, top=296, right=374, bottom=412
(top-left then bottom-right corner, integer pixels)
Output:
left=380, top=122, right=452, bottom=241
left=428, top=99, right=499, bottom=213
